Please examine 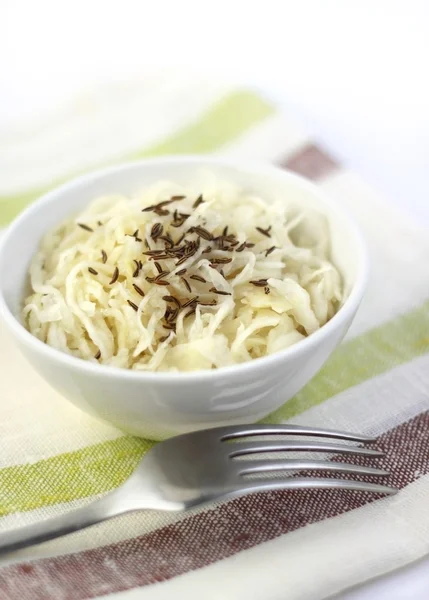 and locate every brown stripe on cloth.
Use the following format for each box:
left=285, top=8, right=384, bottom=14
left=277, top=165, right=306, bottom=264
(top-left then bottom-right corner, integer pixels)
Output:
left=281, top=143, right=339, bottom=180
left=1, top=412, right=428, bottom=600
